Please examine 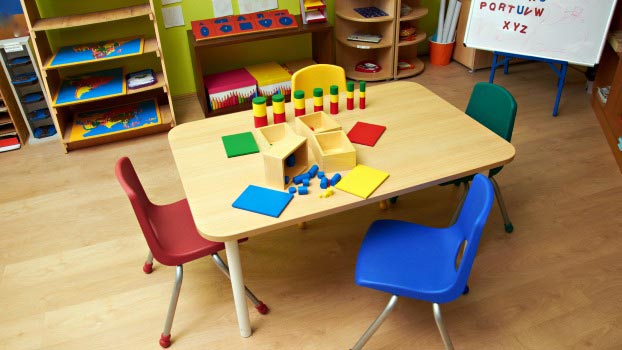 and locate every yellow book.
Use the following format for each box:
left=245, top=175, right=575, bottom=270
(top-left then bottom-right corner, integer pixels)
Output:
left=335, top=164, right=389, bottom=199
